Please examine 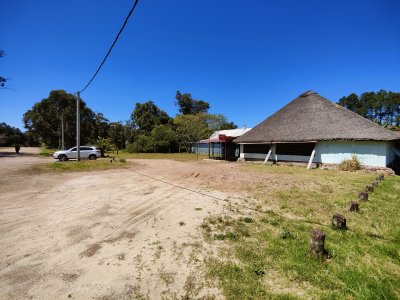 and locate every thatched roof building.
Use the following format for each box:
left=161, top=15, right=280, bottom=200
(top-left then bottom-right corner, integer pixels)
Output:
left=235, top=91, right=400, bottom=168
left=235, top=91, right=399, bottom=144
